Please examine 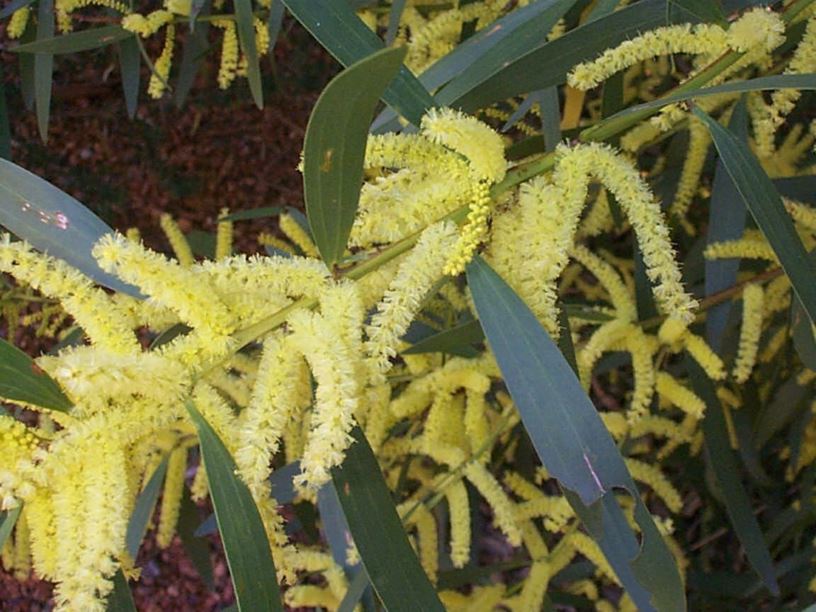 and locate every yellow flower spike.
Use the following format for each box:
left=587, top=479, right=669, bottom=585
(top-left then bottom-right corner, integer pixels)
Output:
left=704, top=236, right=779, bottom=262
left=625, top=457, right=683, bottom=513
left=253, top=17, right=270, bottom=56
left=11, top=512, right=31, bottom=579
left=656, top=372, right=706, bottom=418
left=671, top=119, right=711, bottom=222
left=215, top=207, right=233, bottom=260
left=726, top=8, right=786, bottom=53
left=121, top=10, right=173, bottom=38
left=620, top=327, right=658, bottom=423
left=148, top=24, right=175, bottom=99
left=600, top=412, right=629, bottom=441
left=0, top=236, right=140, bottom=355
left=463, top=461, right=522, bottom=546
left=214, top=20, right=239, bottom=89
left=285, top=586, right=339, bottom=610
left=520, top=559, right=552, bottom=612
left=570, top=531, right=619, bottom=585
left=445, top=480, right=471, bottom=568
left=684, top=333, right=727, bottom=380
left=166, top=0, right=191, bottom=15
left=7, top=7, right=30, bottom=39
left=159, top=213, right=195, bottom=266
left=578, top=320, right=632, bottom=386
left=365, top=221, right=458, bottom=382
left=568, top=23, right=729, bottom=91
left=443, top=180, right=493, bottom=276
left=576, top=189, right=615, bottom=238
left=405, top=504, right=438, bottom=583
left=786, top=199, right=816, bottom=233
left=279, top=213, right=319, bottom=258
left=570, top=244, right=637, bottom=321
left=733, top=283, right=765, bottom=383
left=156, top=446, right=186, bottom=549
